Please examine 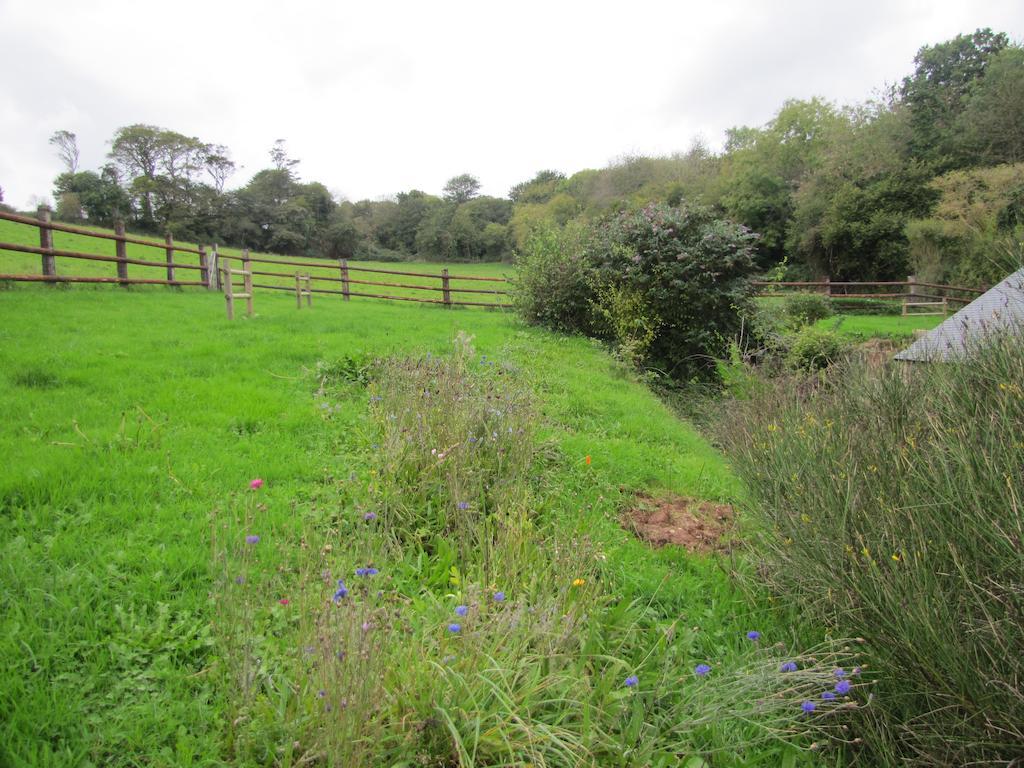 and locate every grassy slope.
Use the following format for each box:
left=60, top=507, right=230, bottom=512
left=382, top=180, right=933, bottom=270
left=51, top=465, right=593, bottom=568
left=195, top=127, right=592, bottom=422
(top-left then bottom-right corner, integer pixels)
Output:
left=0, top=218, right=511, bottom=304
left=0, top=288, right=753, bottom=765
